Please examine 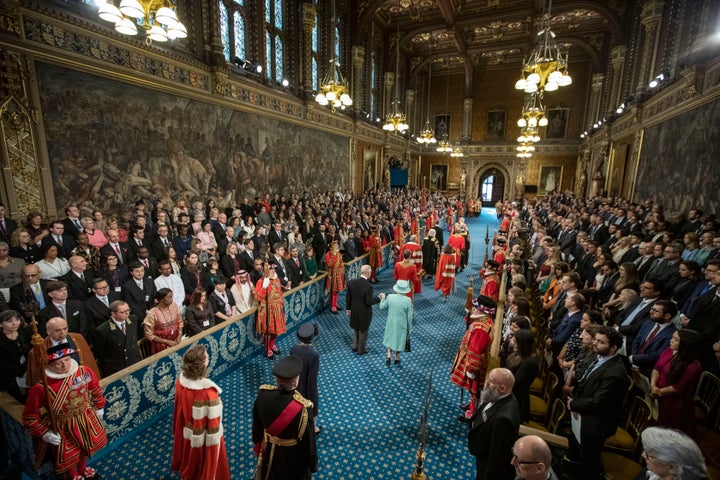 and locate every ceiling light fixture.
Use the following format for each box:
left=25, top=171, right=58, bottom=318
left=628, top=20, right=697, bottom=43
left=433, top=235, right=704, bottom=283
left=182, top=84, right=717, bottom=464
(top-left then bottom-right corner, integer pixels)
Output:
left=417, top=63, right=436, bottom=144
left=97, top=0, right=187, bottom=45
left=514, top=0, right=571, bottom=94
left=315, top=0, right=352, bottom=111
left=436, top=62, right=452, bottom=152
left=383, top=21, right=409, bottom=133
